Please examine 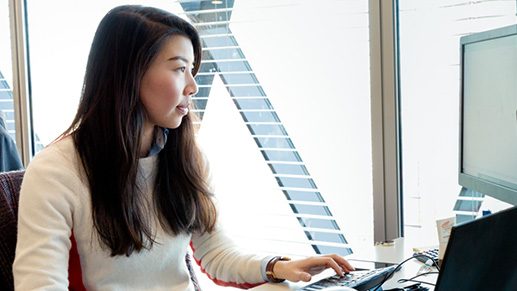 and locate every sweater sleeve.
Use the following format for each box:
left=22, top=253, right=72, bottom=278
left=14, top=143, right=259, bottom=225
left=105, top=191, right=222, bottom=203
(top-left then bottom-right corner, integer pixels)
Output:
left=190, top=225, right=269, bottom=289
left=13, top=143, right=82, bottom=290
